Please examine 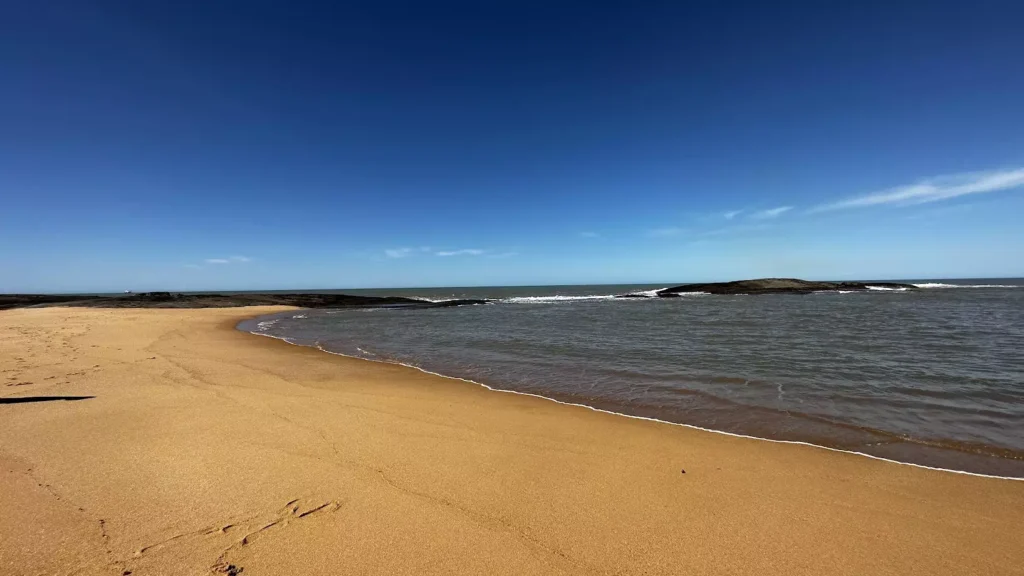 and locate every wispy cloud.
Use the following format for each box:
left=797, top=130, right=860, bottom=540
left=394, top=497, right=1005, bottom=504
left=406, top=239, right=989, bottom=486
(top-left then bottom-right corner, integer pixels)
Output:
left=384, top=247, right=431, bottom=258
left=436, top=249, right=484, bottom=257
left=724, top=210, right=743, bottom=220
left=749, top=206, right=792, bottom=220
left=811, top=168, right=1024, bottom=212
left=384, top=248, right=413, bottom=259
left=486, top=251, right=519, bottom=259
left=204, top=255, right=252, bottom=264
left=579, top=231, right=600, bottom=238
left=647, top=227, right=686, bottom=237
left=386, top=246, right=497, bottom=258
left=193, top=255, right=253, bottom=267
